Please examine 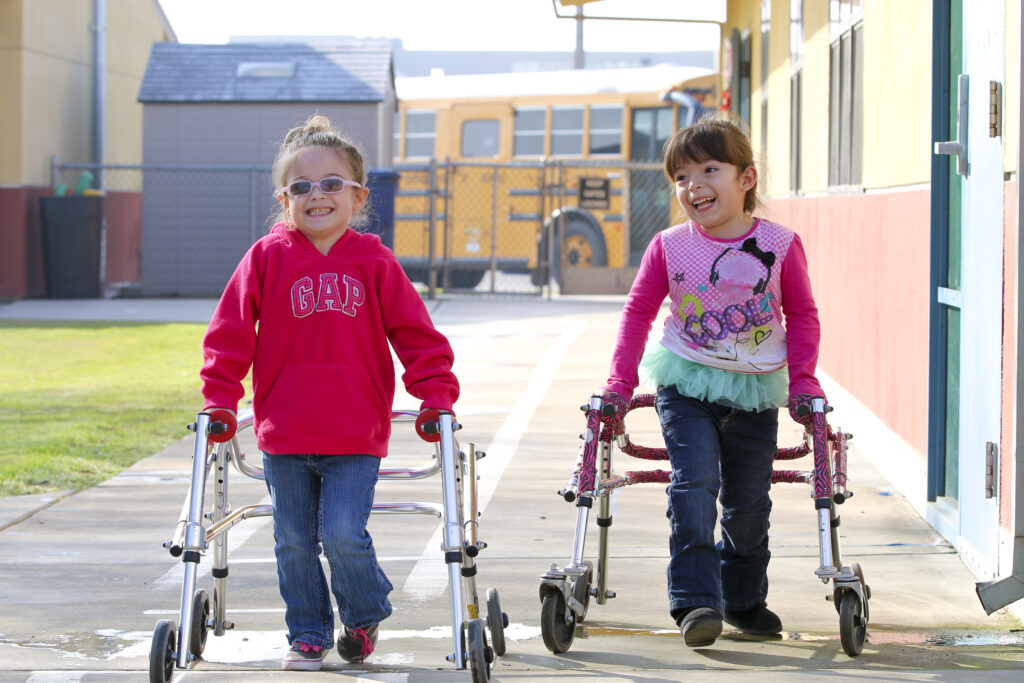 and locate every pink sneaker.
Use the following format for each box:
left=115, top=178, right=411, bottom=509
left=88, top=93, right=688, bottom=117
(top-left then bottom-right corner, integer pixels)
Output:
left=282, top=641, right=325, bottom=671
